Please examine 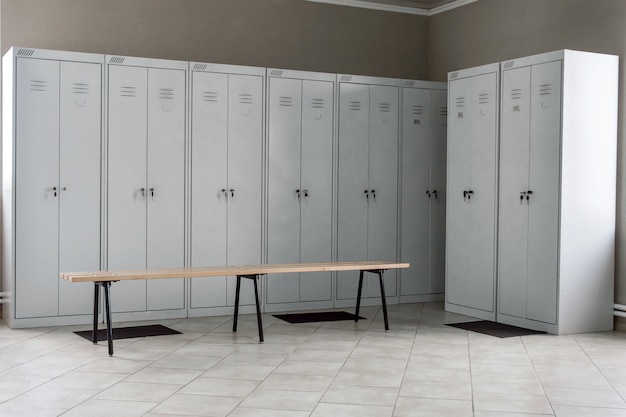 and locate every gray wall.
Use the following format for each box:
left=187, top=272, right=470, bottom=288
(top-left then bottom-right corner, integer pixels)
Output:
left=1, top=0, right=429, bottom=78
left=429, top=0, right=626, bottom=309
